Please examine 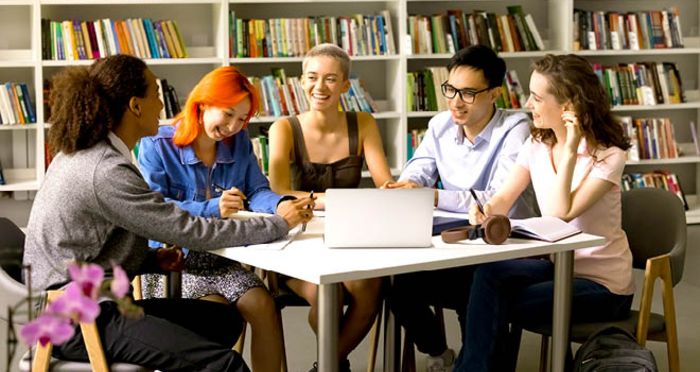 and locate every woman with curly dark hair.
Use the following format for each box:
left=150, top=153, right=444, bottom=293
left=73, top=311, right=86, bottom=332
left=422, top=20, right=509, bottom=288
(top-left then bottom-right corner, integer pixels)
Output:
left=456, top=54, right=634, bottom=372
left=24, top=54, right=313, bottom=372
